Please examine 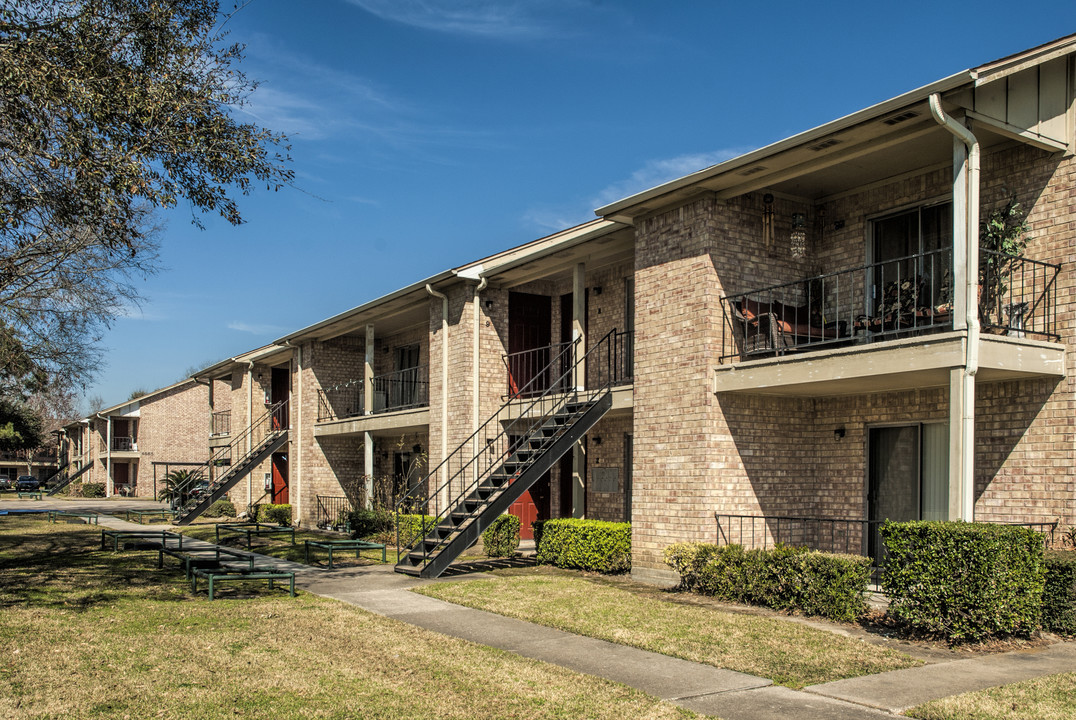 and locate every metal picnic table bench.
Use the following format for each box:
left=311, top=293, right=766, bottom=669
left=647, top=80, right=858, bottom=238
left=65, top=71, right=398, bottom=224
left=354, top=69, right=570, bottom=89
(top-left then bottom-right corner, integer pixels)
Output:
left=48, top=510, right=98, bottom=525
left=158, top=545, right=256, bottom=580
left=101, top=529, right=185, bottom=552
left=124, top=508, right=178, bottom=524
left=215, top=522, right=295, bottom=549
left=304, top=539, right=386, bottom=568
left=16, top=491, right=42, bottom=500
left=190, top=566, right=296, bottom=601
